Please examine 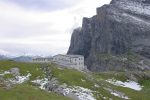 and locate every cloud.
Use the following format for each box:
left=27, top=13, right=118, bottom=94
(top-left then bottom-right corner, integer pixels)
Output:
left=0, top=49, right=10, bottom=55
left=4, top=0, right=81, bottom=11
left=0, top=0, right=111, bottom=56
